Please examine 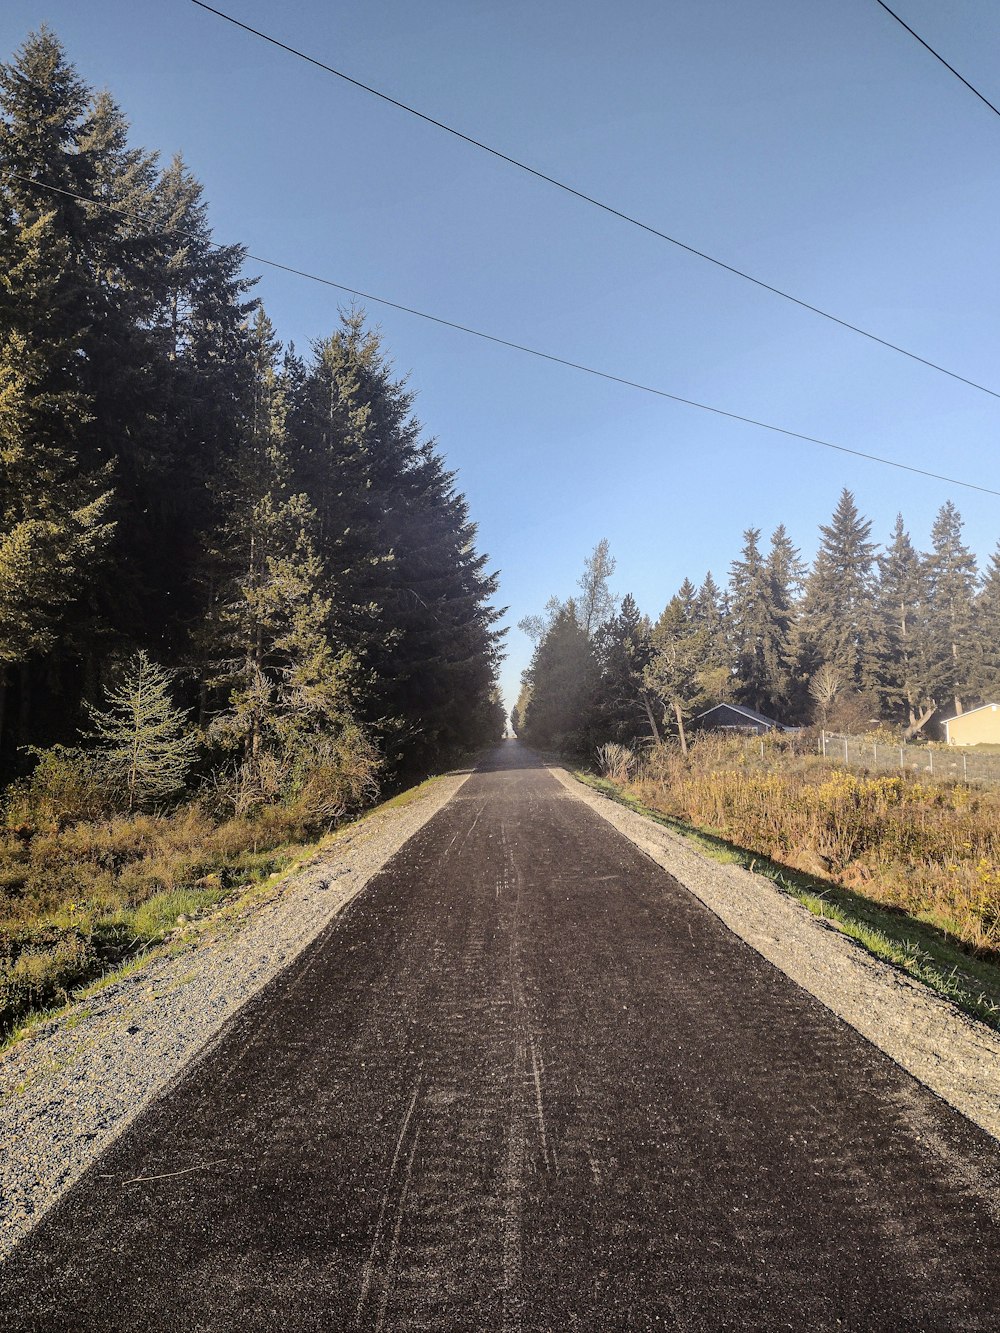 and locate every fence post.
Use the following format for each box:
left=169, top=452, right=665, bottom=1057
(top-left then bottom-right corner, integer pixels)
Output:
left=873, top=742, right=877, bottom=768
left=963, top=752, right=968, bottom=781
left=929, top=749, right=934, bottom=775
left=821, top=730, right=826, bottom=757
left=843, top=736, right=849, bottom=765
left=760, top=738, right=764, bottom=760
left=899, top=746, right=904, bottom=768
